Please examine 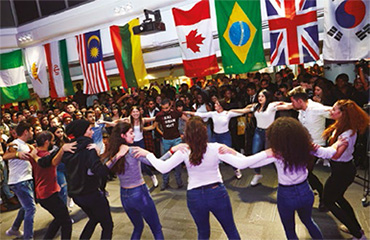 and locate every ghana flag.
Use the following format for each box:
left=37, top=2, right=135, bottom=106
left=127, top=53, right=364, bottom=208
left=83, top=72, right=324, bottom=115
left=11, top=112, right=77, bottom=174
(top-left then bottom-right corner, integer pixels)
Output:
left=110, top=19, right=148, bottom=88
left=215, top=0, right=266, bottom=74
